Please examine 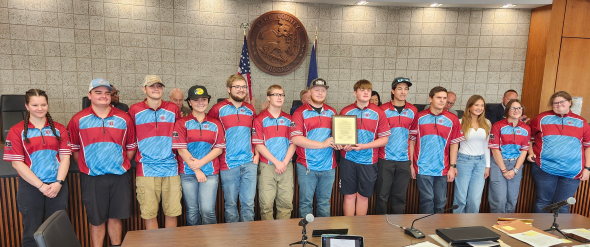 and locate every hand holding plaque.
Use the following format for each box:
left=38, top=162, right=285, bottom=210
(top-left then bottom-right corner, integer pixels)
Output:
left=332, top=115, right=357, bottom=146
